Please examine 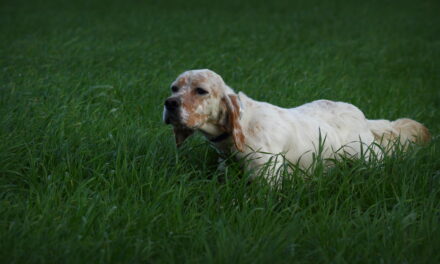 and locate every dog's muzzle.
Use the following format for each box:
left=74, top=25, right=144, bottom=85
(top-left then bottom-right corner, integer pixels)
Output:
left=164, top=97, right=181, bottom=125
